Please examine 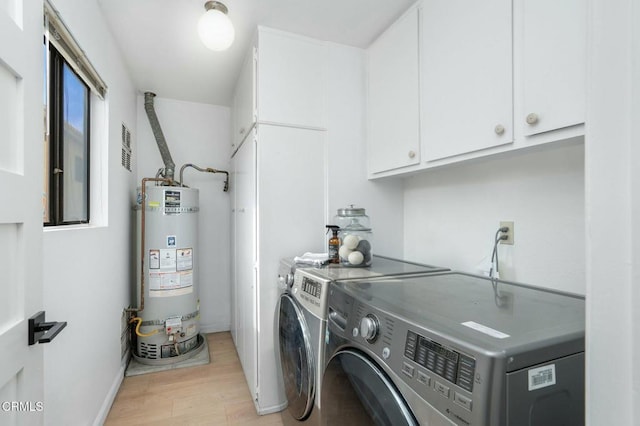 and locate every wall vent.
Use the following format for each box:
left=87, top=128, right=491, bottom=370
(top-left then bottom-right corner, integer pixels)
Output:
left=121, top=123, right=132, bottom=172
